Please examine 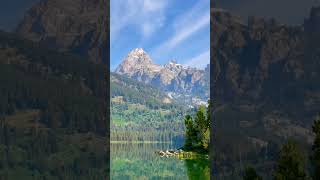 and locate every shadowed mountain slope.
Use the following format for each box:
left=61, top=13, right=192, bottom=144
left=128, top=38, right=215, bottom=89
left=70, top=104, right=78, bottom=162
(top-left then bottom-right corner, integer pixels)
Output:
left=211, top=7, right=320, bottom=178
